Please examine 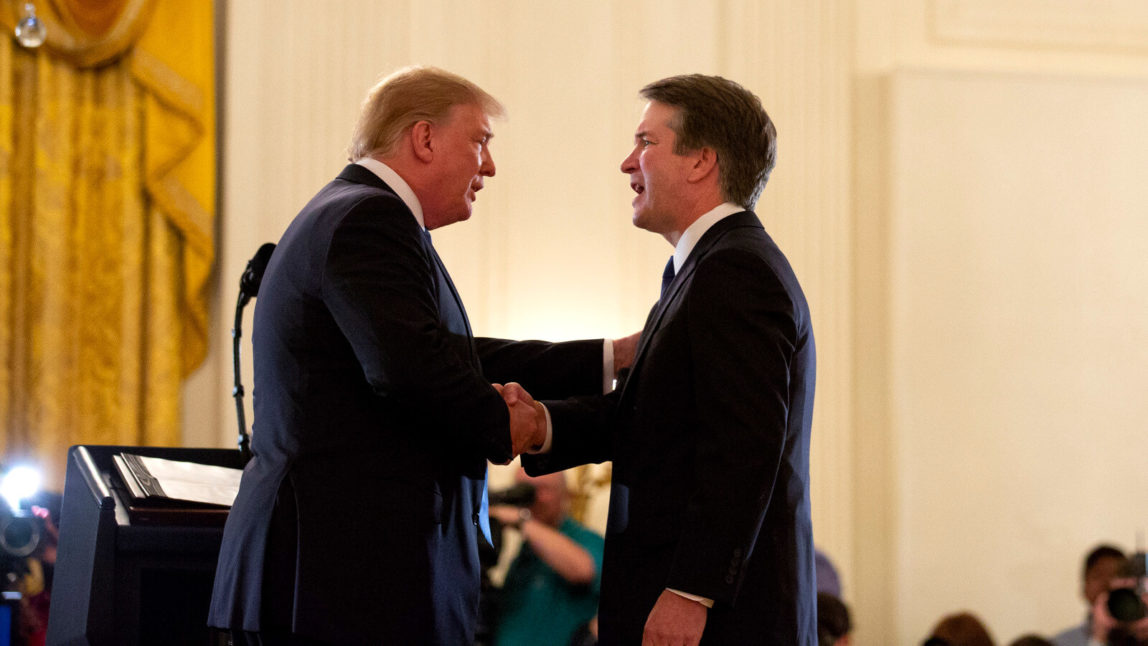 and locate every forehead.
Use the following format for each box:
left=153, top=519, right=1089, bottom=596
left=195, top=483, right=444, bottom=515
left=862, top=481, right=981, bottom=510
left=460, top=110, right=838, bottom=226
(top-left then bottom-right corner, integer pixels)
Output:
left=637, top=100, right=679, bottom=134
left=446, top=102, right=493, bottom=134
left=1087, top=556, right=1123, bottom=577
